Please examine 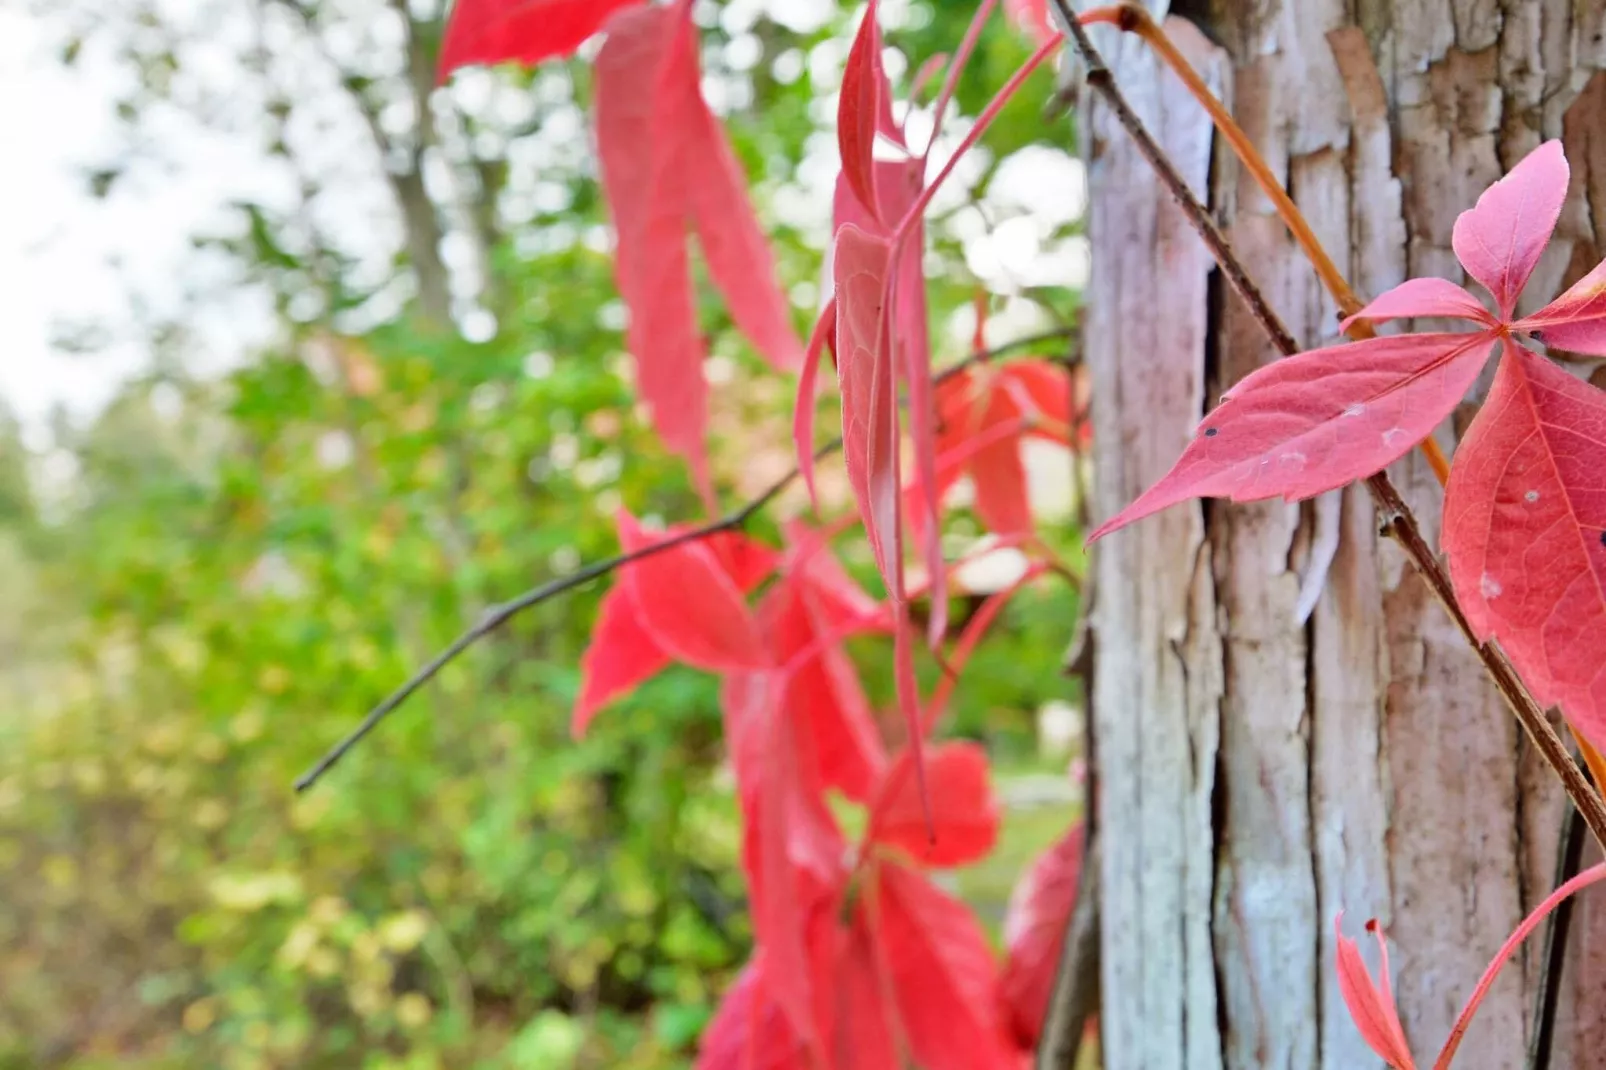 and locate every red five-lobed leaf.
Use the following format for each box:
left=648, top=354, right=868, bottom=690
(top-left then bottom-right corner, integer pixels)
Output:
left=866, top=742, right=999, bottom=868
left=437, top=0, right=644, bottom=80
left=999, top=822, right=1085, bottom=1049
left=595, top=0, right=800, bottom=498
left=1334, top=915, right=1415, bottom=1069
left=1089, top=332, right=1497, bottom=541
left=1442, top=341, right=1606, bottom=749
